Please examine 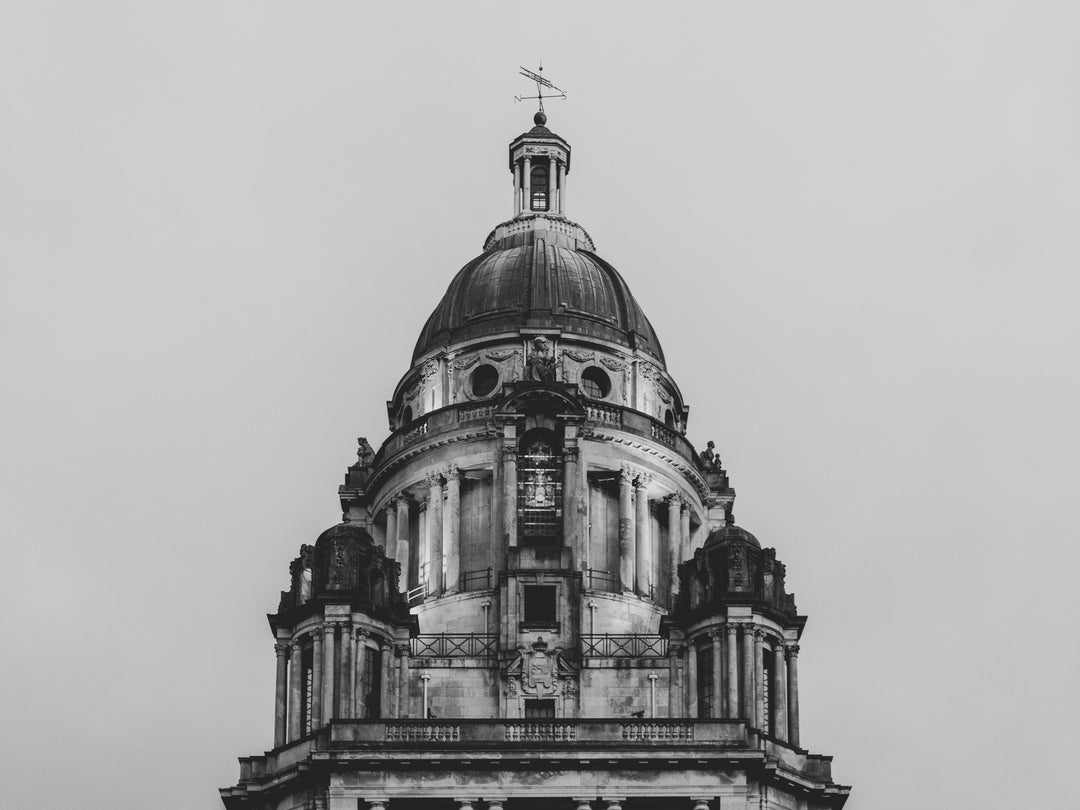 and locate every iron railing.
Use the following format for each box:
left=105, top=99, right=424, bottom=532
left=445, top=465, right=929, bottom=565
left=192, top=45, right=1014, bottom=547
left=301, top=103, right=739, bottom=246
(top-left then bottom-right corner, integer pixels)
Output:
left=406, top=584, right=426, bottom=606
left=461, top=566, right=493, bottom=592
left=583, top=633, right=668, bottom=657
left=584, top=568, right=619, bottom=593
left=410, top=633, right=496, bottom=658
